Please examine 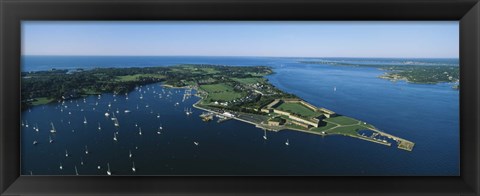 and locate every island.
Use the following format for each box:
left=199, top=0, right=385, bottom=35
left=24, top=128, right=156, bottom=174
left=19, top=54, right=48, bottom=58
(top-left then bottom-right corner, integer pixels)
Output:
left=21, top=64, right=415, bottom=151
left=299, top=60, right=459, bottom=88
